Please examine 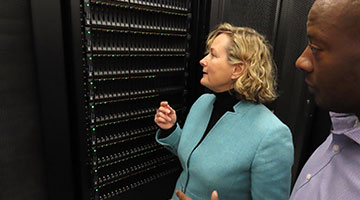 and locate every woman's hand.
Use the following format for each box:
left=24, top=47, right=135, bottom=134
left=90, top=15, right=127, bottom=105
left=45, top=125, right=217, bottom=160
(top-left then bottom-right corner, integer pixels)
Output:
left=172, top=190, right=219, bottom=200
left=154, top=101, right=177, bottom=130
